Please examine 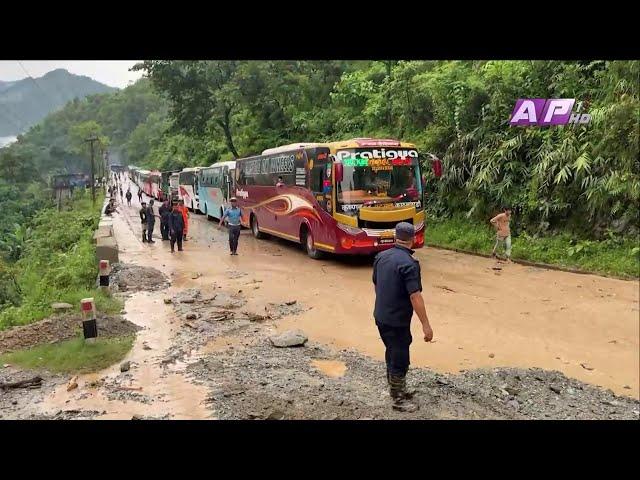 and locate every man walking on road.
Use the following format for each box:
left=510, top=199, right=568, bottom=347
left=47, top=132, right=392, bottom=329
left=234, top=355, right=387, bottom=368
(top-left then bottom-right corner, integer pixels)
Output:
left=490, top=206, right=512, bottom=261
left=125, top=189, right=132, bottom=207
left=146, top=199, right=157, bottom=243
left=168, top=203, right=185, bottom=253
left=137, top=187, right=143, bottom=203
left=139, top=201, right=148, bottom=243
left=219, top=197, right=242, bottom=255
left=373, top=222, right=434, bottom=413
